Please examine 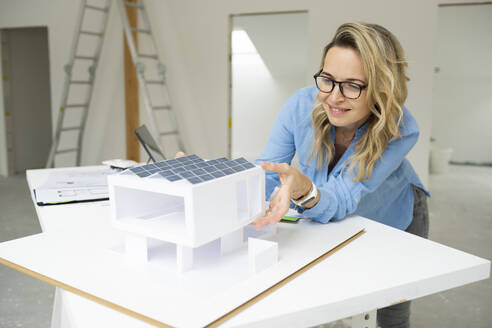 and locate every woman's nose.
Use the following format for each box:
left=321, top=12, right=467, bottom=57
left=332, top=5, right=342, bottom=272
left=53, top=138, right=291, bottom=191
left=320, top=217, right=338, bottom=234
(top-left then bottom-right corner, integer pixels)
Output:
left=328, top=83, right=344, bottom=102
